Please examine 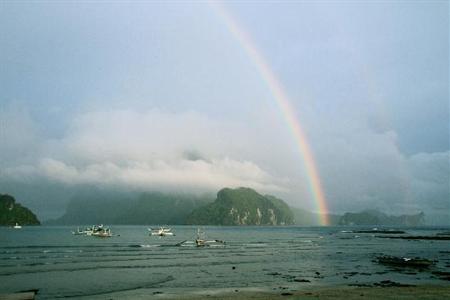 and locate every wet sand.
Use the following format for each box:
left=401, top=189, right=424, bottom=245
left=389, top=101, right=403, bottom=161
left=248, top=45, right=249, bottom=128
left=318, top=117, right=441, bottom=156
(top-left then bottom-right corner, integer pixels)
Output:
left=157, top=285, right=450, bottom=300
